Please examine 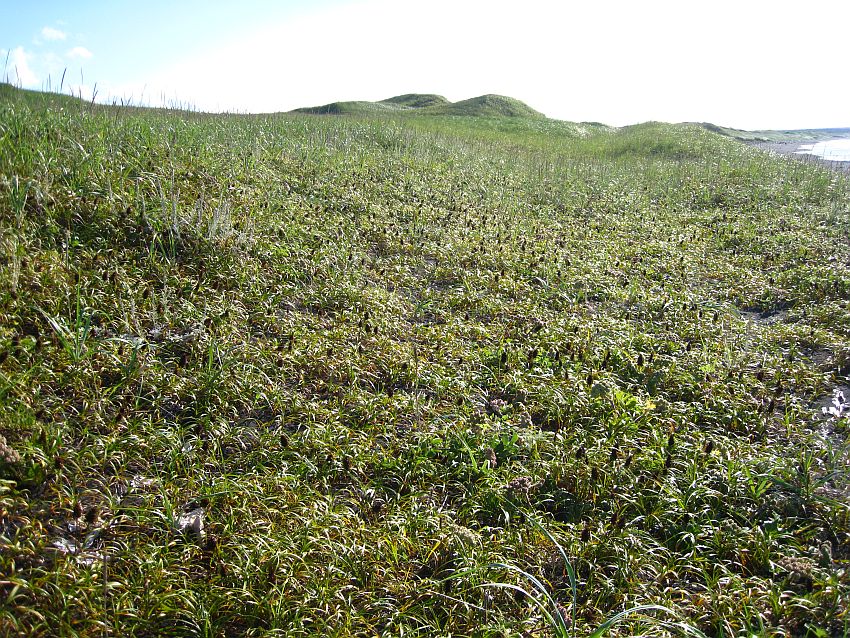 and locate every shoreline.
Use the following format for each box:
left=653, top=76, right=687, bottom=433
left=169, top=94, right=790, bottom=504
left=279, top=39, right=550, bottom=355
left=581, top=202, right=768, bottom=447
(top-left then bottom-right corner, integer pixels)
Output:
left=747, top=139, right=850, bottom=173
